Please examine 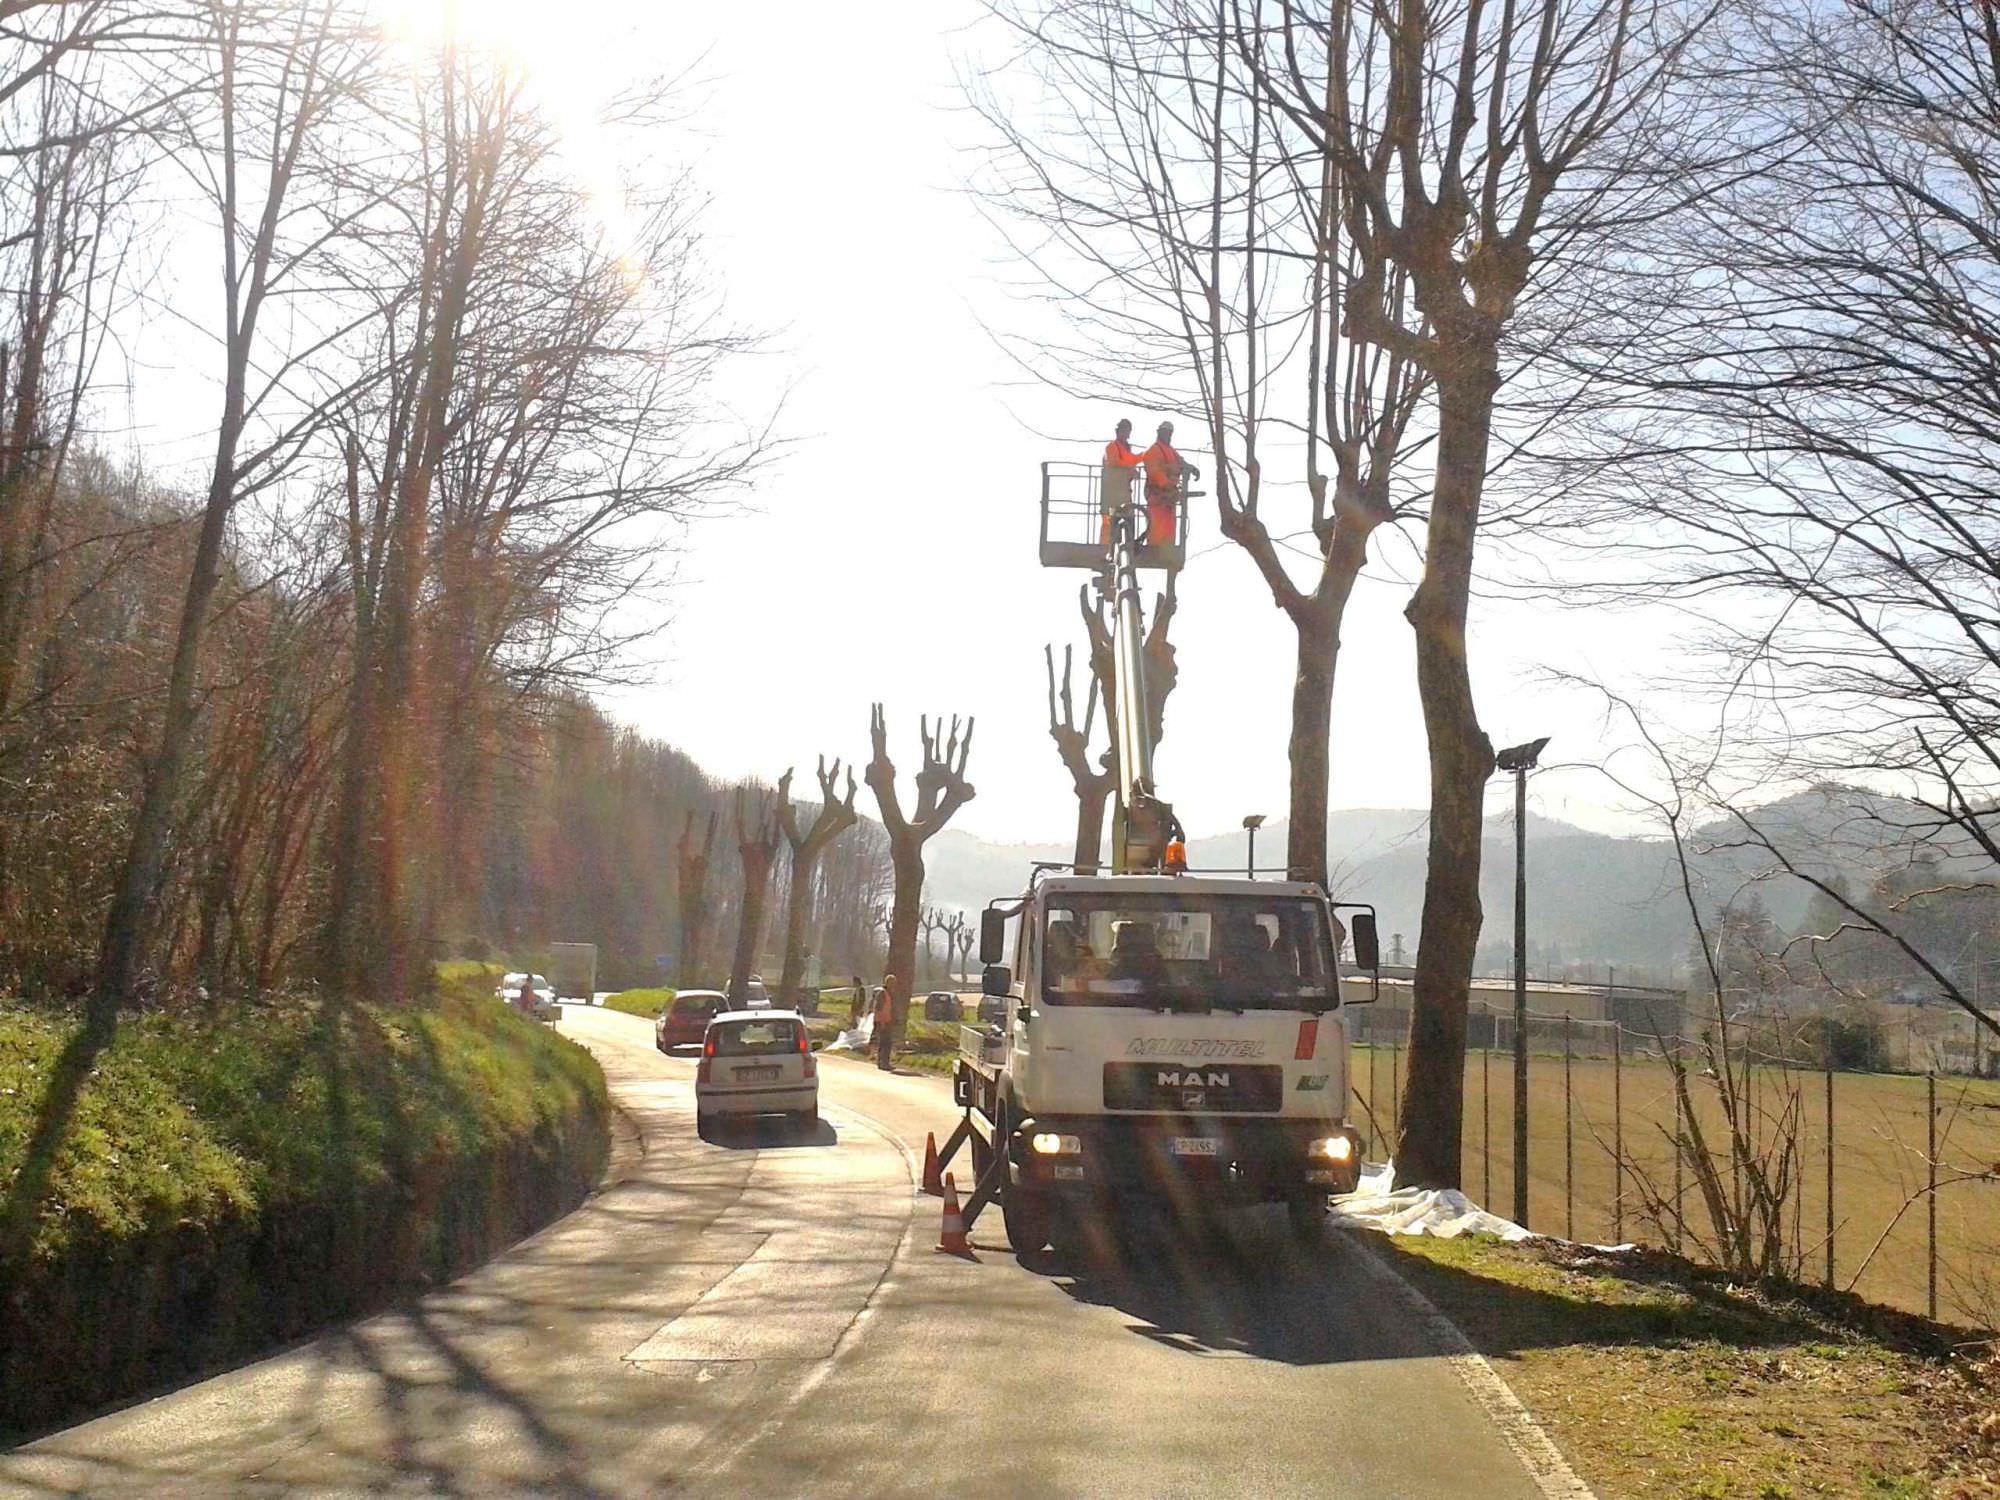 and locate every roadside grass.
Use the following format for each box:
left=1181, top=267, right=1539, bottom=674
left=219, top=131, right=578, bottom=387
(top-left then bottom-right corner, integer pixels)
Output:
left=0, top=987, right=608, bottom=1436
left=1353, top=1044, right=2000, bottom=1323
left=1372, top=1232, right=1998, bottom=1499
left=804, top=1012, right=964, bottom=1077
left=603, top=987, right=676, bottom=1020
